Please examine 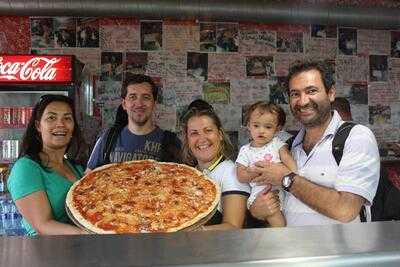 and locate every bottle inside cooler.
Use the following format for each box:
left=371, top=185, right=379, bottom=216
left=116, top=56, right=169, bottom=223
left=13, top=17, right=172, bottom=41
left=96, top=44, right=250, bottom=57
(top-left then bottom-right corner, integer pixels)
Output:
left=0, top=168, right=26, bottom=236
